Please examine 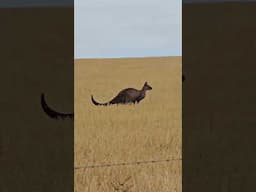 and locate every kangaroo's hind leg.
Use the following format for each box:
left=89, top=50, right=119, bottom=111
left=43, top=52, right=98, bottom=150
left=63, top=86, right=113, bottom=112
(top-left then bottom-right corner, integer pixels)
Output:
left=135, top=99, right=140, bottom=104
left=118, top=94, right=127, bottom=104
